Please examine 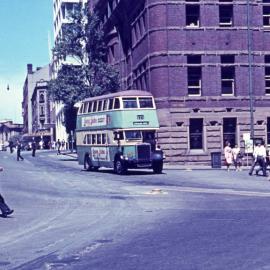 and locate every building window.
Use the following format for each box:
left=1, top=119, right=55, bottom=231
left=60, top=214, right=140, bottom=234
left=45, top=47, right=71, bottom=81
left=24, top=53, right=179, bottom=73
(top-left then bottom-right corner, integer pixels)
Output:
left=40, top=106, right=45, bottom=117
left=39, top=93, right=45, bottom=103
left=265, top=55, right=270, bottom=94
left=263, top=6, right=270, bottom=28
left=219, top=5, right=233, bottom=27
left=267, top=117, right=270, bottom=145
left=221, top=55, right=235, bottom=95
left=223, top=118, right=237, bottom=147
left=186, top=5, right=200, bottom=27
left=189, top=118, right=203, bottom=150
left=187, top=55, right=201, bottom=96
